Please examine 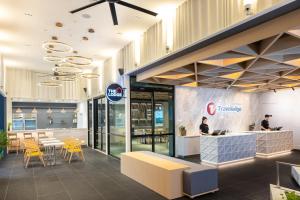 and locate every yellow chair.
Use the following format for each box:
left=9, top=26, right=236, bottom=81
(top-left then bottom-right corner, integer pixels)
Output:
left=66, top=141, right=85, bottom=164
left=60, top=138, right=74, bottom=158
left=23, top=140, right=45, bottom=168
